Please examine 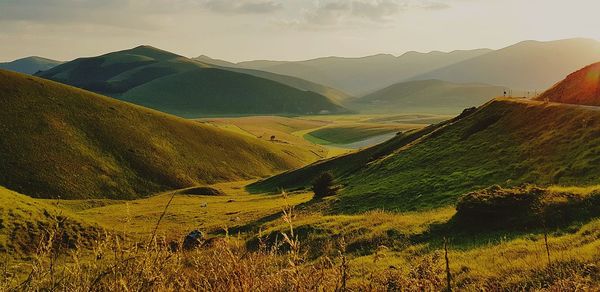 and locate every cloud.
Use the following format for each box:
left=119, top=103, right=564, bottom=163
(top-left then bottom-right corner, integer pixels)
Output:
left=0, top=0, right=283, bottom=31
left=280, top=0, right=450, bottom=29
left=203, top=0, right=282, bottom=14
